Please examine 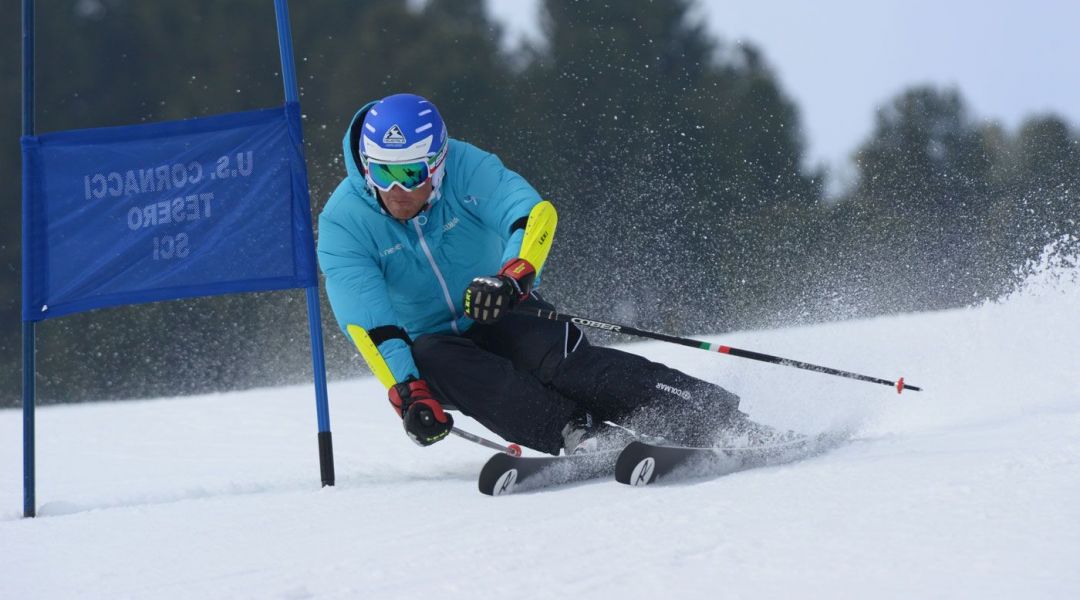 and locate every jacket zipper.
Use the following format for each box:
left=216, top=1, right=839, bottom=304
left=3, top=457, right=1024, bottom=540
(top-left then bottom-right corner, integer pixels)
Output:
left=412, top=219, right=460, bottom=334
